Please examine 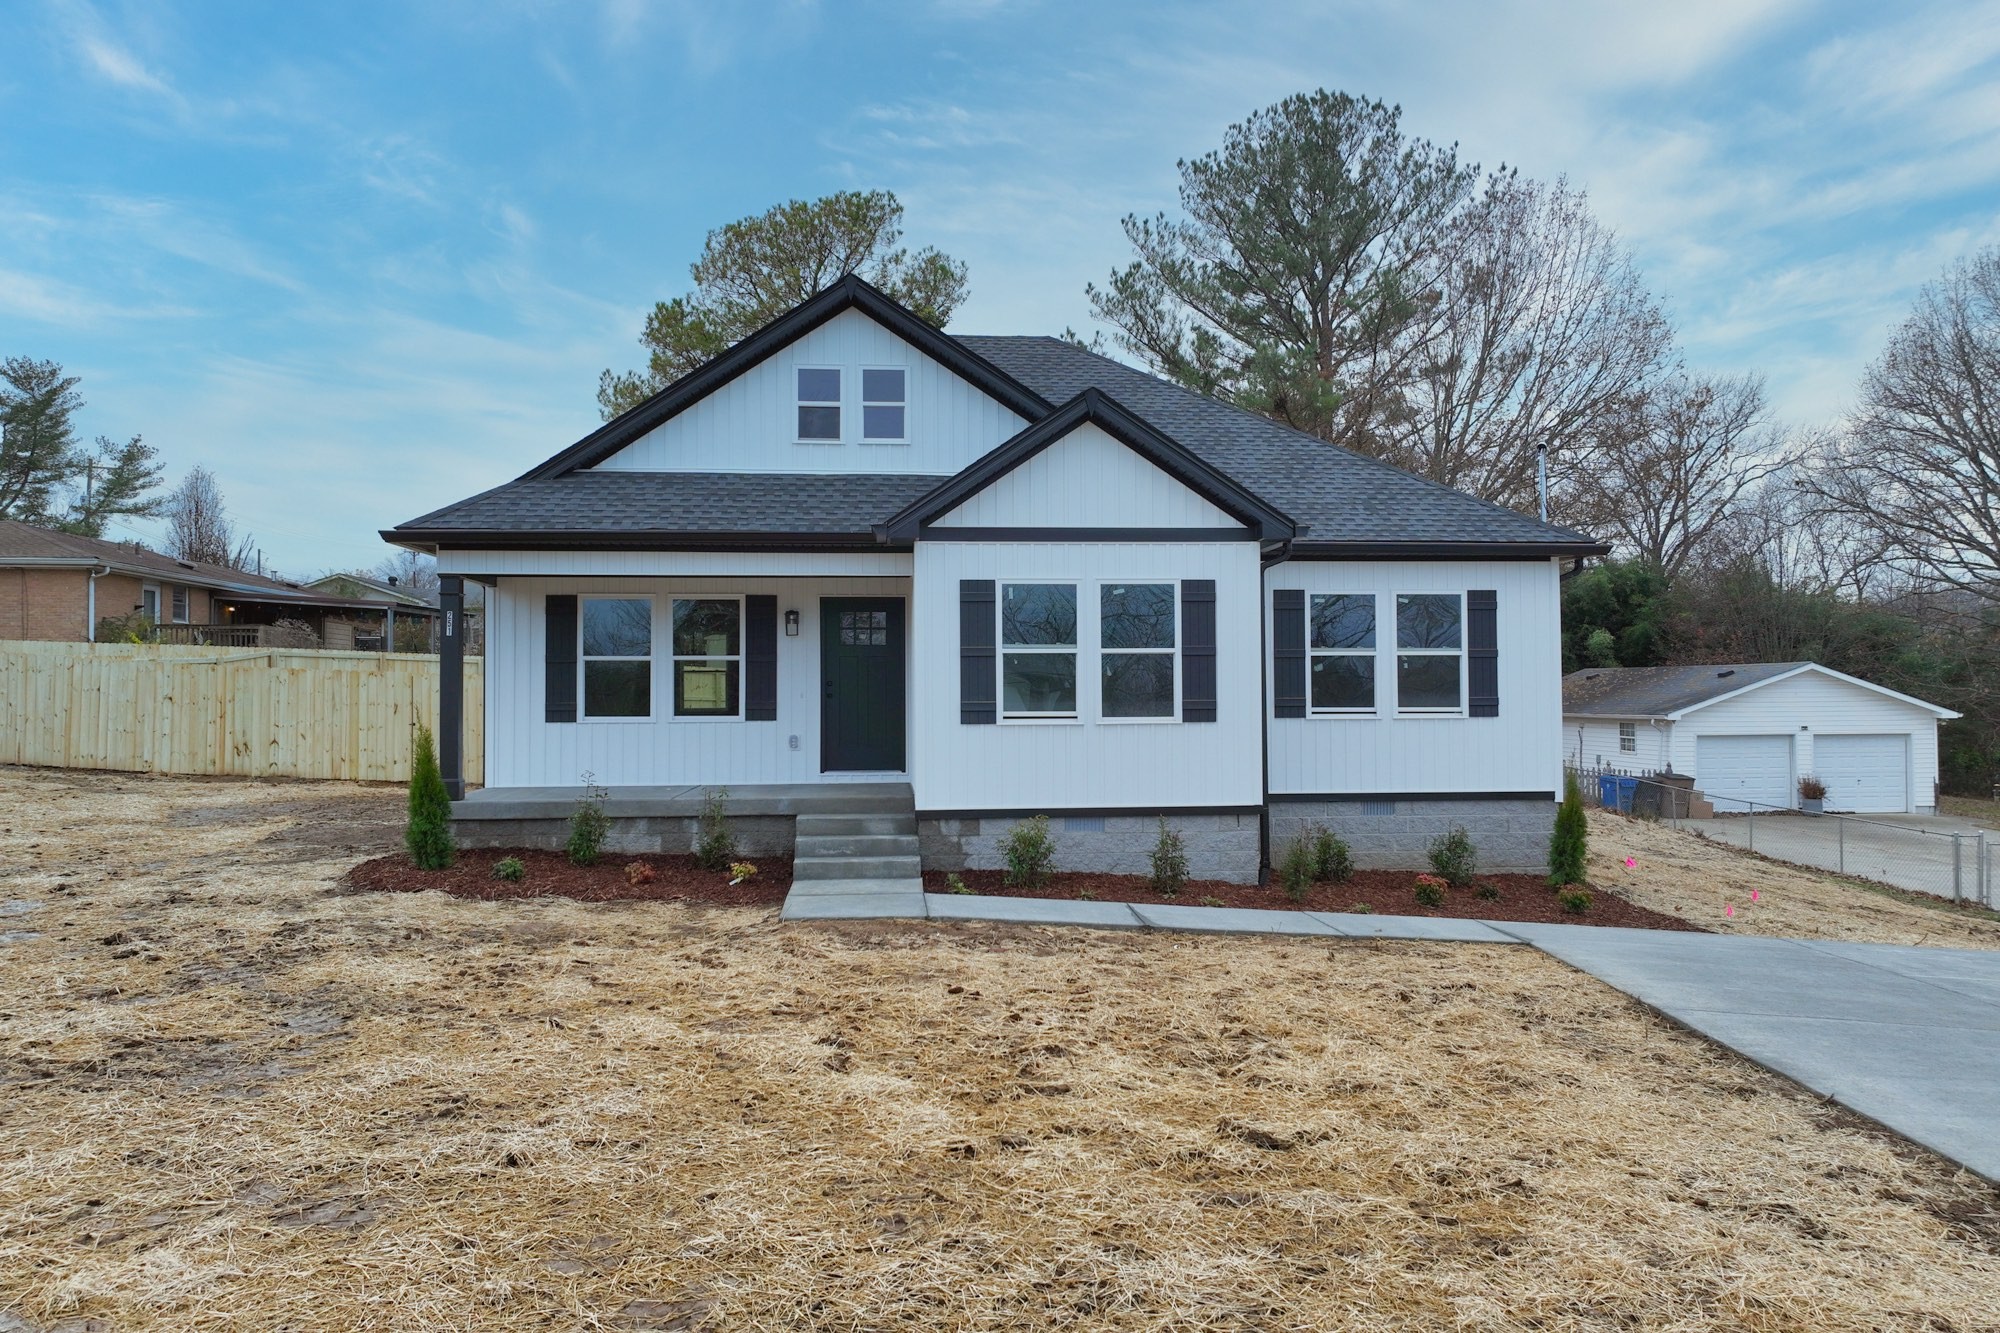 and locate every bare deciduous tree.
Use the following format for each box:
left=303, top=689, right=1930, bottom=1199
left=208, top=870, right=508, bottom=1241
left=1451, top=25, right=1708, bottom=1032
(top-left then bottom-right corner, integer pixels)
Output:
left=1562, top=373, right=1795, bottom=579
left=1800, top=247, right=2000, bottom=601
left=1389, top=176, right=1671, bottom=508
left=164, top=467, right=240, bottom=567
